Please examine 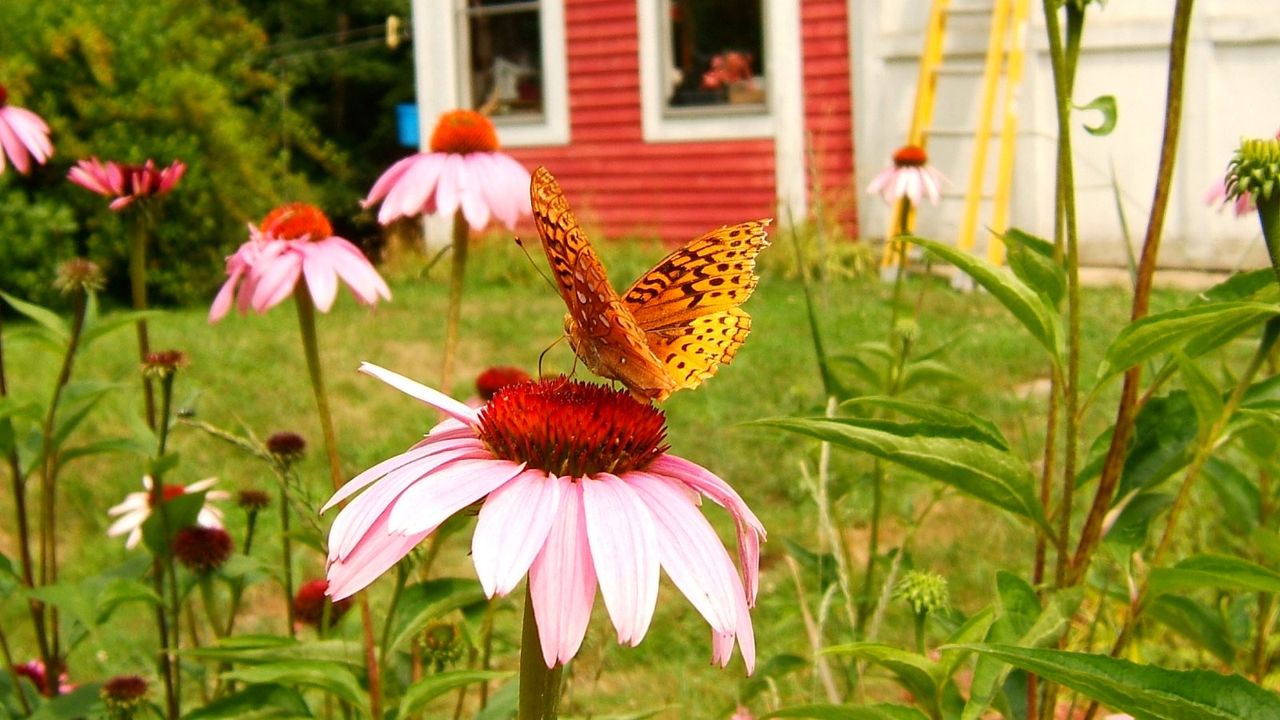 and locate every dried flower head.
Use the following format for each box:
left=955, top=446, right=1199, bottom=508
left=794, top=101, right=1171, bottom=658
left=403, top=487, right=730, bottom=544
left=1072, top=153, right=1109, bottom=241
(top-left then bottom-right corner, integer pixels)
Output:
left=54, top=258, right=104, bottom=295
left=266, top=431, right=307, bottom=466
left=420, top=621, right=467, bottom=670
left=475, top=366, right=532, bottom=401
left=894, top=570, right=950, bottom=616
left=236, top=489, right=271, bottom=512
left=141, top=350, right=189, bottom=380
left=293, top=579, right=351, bottom=629
left=1226, top=137, right=1280, bottom=205
left=101, top=675, right=148, bottom=720
left=173, top=526, right=233, bottom=573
